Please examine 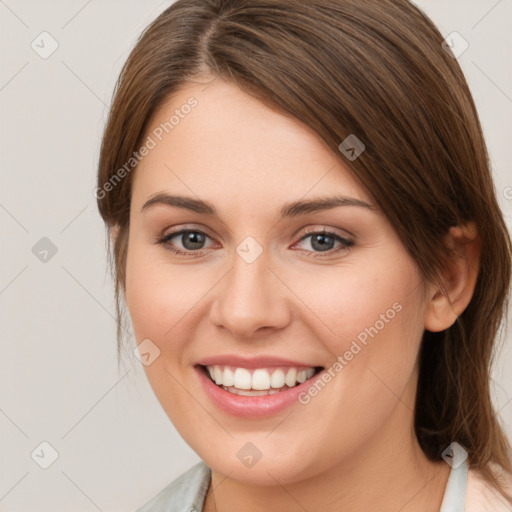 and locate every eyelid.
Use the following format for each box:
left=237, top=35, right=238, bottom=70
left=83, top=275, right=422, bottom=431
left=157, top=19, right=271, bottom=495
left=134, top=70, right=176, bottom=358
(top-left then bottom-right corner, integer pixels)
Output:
left=157, top=224, right=355, bottom=256
left=159, top=224, right=352, bottom=242
left=296, top=225, right=353, bottom=239
left=159, top=223, right=217, bottom=241
left=290, top=227, right=354, bottom=254
left=158, top=226, right=218, bottom=248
